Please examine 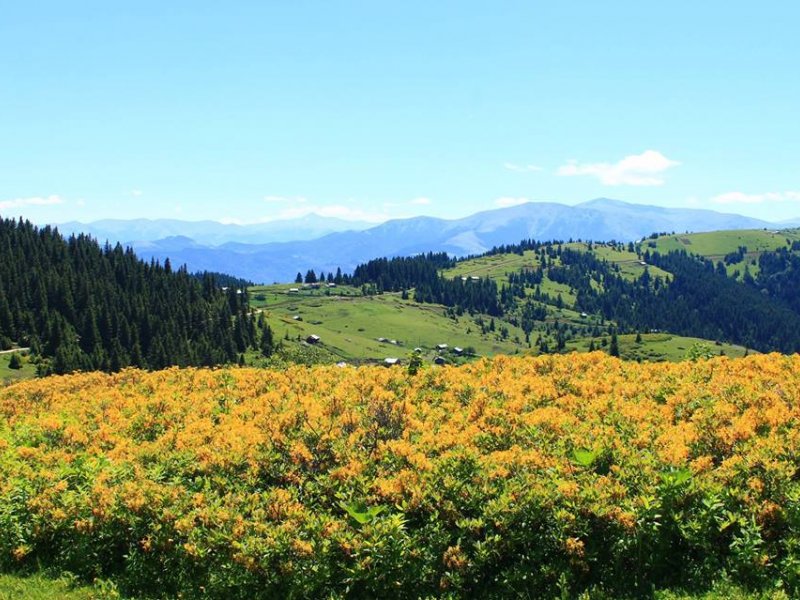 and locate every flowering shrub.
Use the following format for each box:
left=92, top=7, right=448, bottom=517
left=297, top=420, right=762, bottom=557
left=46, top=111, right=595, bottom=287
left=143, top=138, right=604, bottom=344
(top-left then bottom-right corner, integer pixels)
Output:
left=1, top=354, right=799, bottom=598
